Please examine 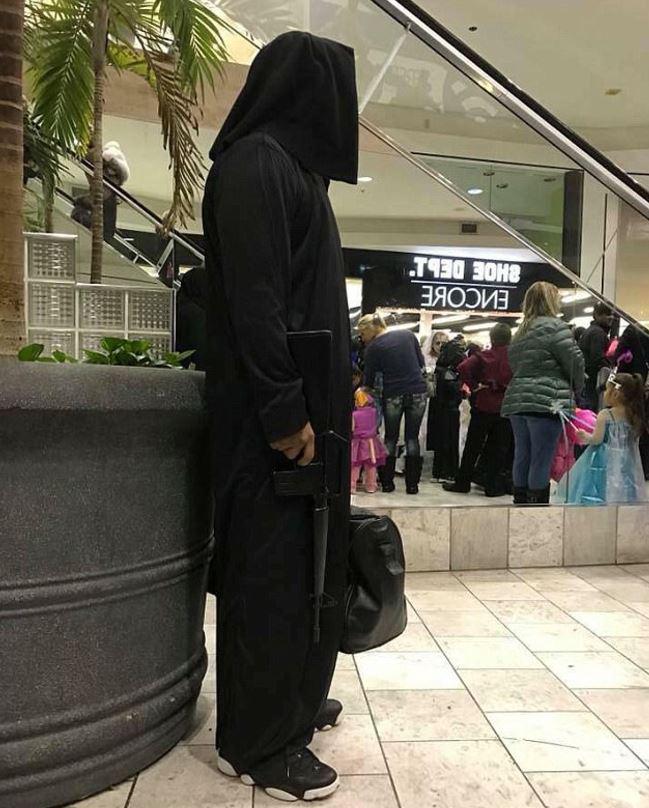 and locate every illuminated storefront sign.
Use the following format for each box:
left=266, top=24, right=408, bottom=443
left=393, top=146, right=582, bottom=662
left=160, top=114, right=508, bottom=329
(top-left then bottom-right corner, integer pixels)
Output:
left=343, top=248, right=570, bottom=314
